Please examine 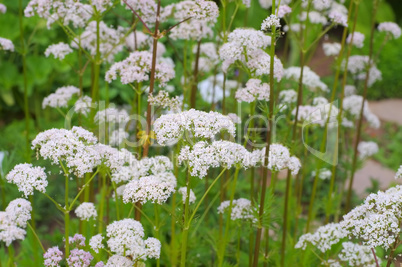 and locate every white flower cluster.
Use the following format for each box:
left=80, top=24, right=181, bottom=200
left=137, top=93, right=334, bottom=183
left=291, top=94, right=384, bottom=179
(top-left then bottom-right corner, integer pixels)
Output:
left=198, top=73, right=238, bottom=103
left=42, top=85, right=80, bottom=109
left=105, top=51, right=175, bottom=86
left=25, top=0, right=92, bottom=28
left=378, top=22, right=402, bottom=39
left=395, top=165, right=402, bottom=179
left=0, top=199, right=32, bottom=246
left=75, top=202, right=98, bottom=221
left=122, top=0, right=157, bottom=24
left=192, top=0, right=219, bottom=23
left=111, top=155, right=173, bottom=184
left=323, top=42, right=341, bottom=57
left=95, top=107, right=129, bottom=125
left=105, top=255, right=133, bottom=267
left=344, top=85, right=356, bottom=97
left=279, top=89, right=297, bottom=109
left=343, top=95, right=380, bottom=129
left=346, top=32, right=365, bottom=48
left=164, top=1, right=215, bottom=41
left=67, top=248, right=93, bottom=267
left=265, top=143, right=301, bottom=175
left=0, top=37, right=14, bottom=52
left=32, top=126, right=100, bottom=177
left=73, top=21, right=125, bottom=63
left=328, top=11, right=348, bottom=27
left=284, top=66, right=328, bottom=92
left=259, top=0, right=291, bottom=9
left=178, top=187, right=196, bottom=204
left=153, top=109, right=236, bottom=146
left=261, top=15, right=281, bottom=32
left=148, top=90, right=182, bottom=112
left=338, top=242, right=378, bottom=267
left=344, top=56, right=382, bottom=87
left=277, top=5, right=292, bottom=18
left=0, top=3, right=6, bottom=14
left=299, top=11, right=327, bottom=25
left=311, top=168, right=332, bottom=180
left=295, top=223, right=347, bottom=253
left=74, top=96, right=92, bottom=116
left=6, top=163, right=47, bottom=197
left=44, top=247, right=63, bottom=267
left=45, top=42, right=73, bottom=60
left=341, top=185, right=402, bottom=249
left=219, top=28, right=285, bottom=80
left=122, top=172, right=177, bottom=204
left=106, top=219, right=161, bottom=260
left=235, top=78, right=270, bottom=103
left=178, top=141, right=262, bottom=178
left=217, top=198, right=256, bottom=222
left=357, top=141, right=379, bottom=159
left=89, top=234, right=104, bottom=253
